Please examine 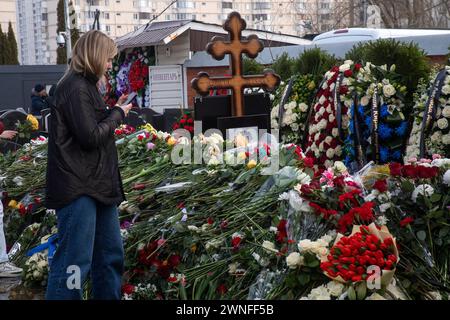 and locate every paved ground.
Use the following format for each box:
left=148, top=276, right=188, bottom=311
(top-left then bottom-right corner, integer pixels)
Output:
left=0, top=277, right=45, bottom=300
